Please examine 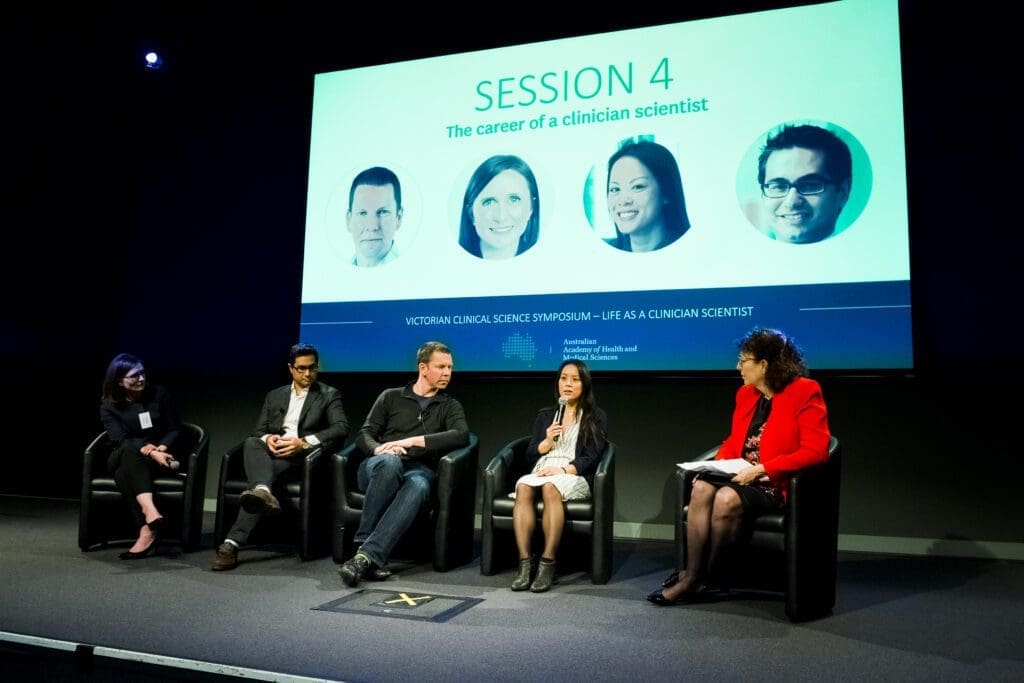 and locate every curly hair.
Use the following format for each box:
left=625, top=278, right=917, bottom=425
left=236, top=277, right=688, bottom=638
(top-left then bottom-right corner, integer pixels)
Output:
left=737, top=327, right=809, bottom=393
